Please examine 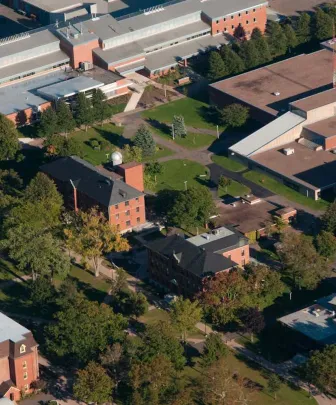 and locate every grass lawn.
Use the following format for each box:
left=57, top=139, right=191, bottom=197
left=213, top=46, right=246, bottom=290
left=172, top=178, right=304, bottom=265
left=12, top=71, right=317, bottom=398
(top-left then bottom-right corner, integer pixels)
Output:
left=139, top=308, right=170, bottom=325
left=143, top=143, right=175, bottom=161
left=142, top=97, right=224, bottom=131
left=211, top=153, right=247, bottom=172
left=153, top=159, right=210, bottom=192
left=244, top=171, right=329, bottom=210
left=218, top=181, right=250, bottom=198
left=153, top=126, right=216, bottom=150
left=72, top=124, right=174, bottom=166
left=184, top=354, right=316, bottom=405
